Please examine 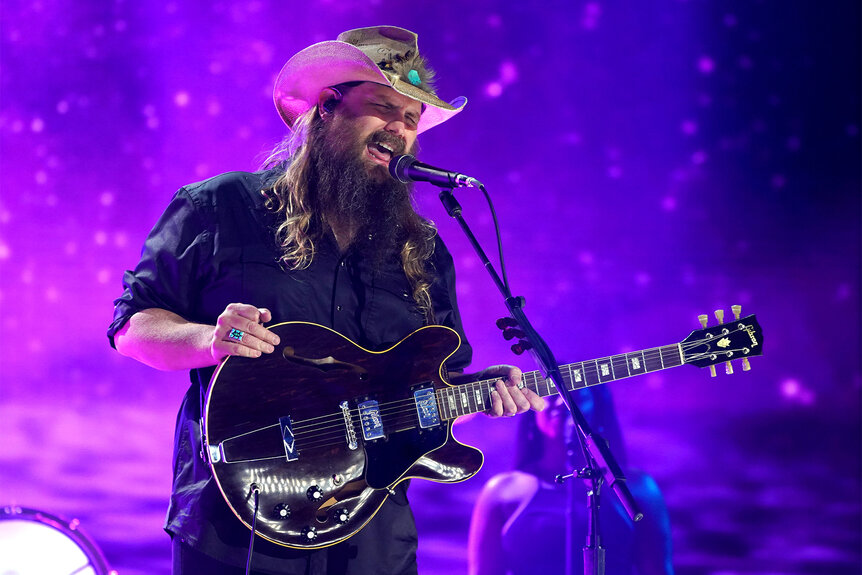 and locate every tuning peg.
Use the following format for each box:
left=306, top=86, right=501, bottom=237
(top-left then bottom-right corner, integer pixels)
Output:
left=714, top=310, right=734, bottom=373
left=496, top=317, right=518, bottom=330
left=697, top=314, right=717, bottom=377
left=730, top=306, right=751, bottom=370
